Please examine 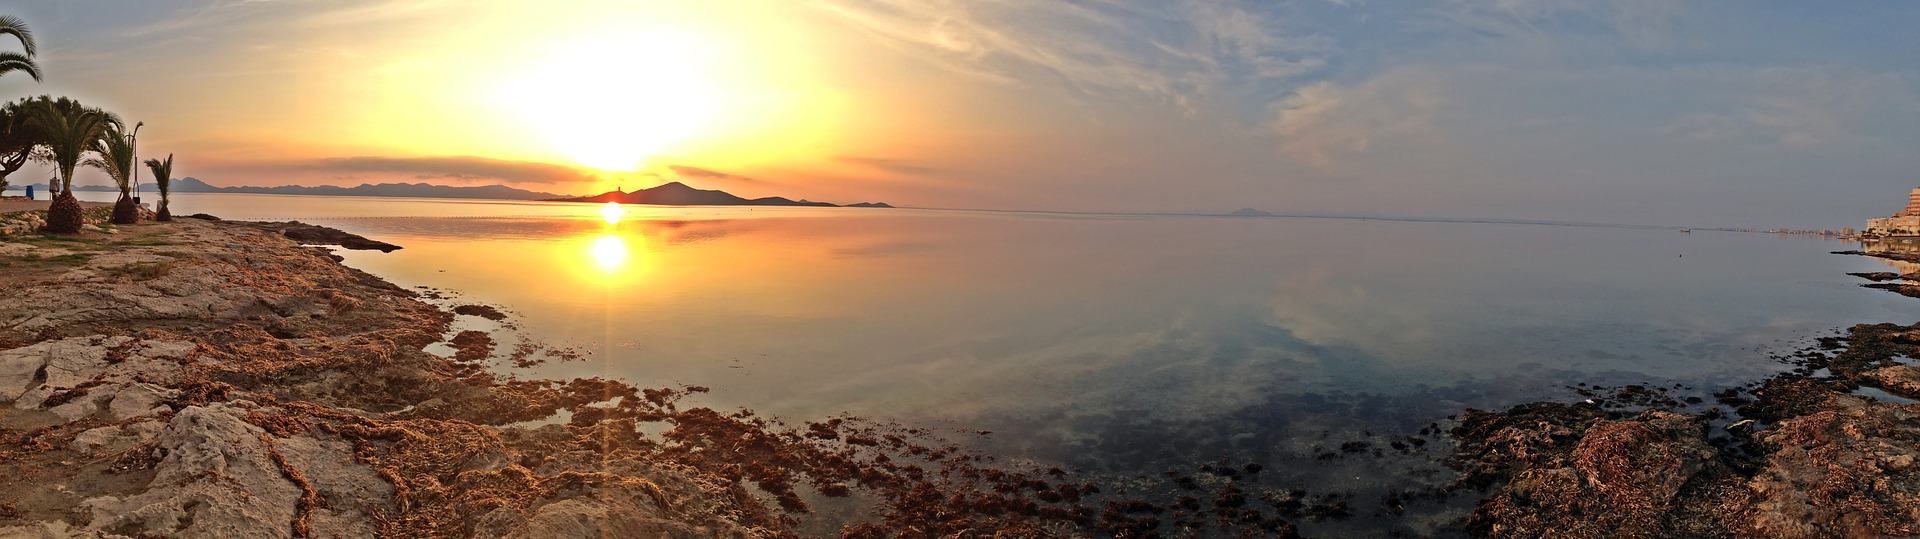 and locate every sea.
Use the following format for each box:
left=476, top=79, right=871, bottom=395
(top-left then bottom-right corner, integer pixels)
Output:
left=74, top=191, right=1918, bottom=534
